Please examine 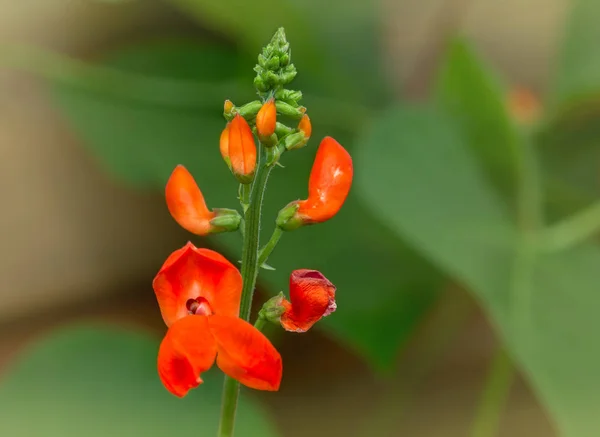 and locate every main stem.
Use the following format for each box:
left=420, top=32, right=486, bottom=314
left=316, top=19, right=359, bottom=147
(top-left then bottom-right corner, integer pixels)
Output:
left=217, top=144, right=272, bottom=437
